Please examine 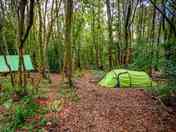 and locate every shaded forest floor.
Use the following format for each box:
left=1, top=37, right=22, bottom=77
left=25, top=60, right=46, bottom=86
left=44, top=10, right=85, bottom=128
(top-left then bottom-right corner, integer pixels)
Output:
left=42, top=71, right=176, bottom=132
